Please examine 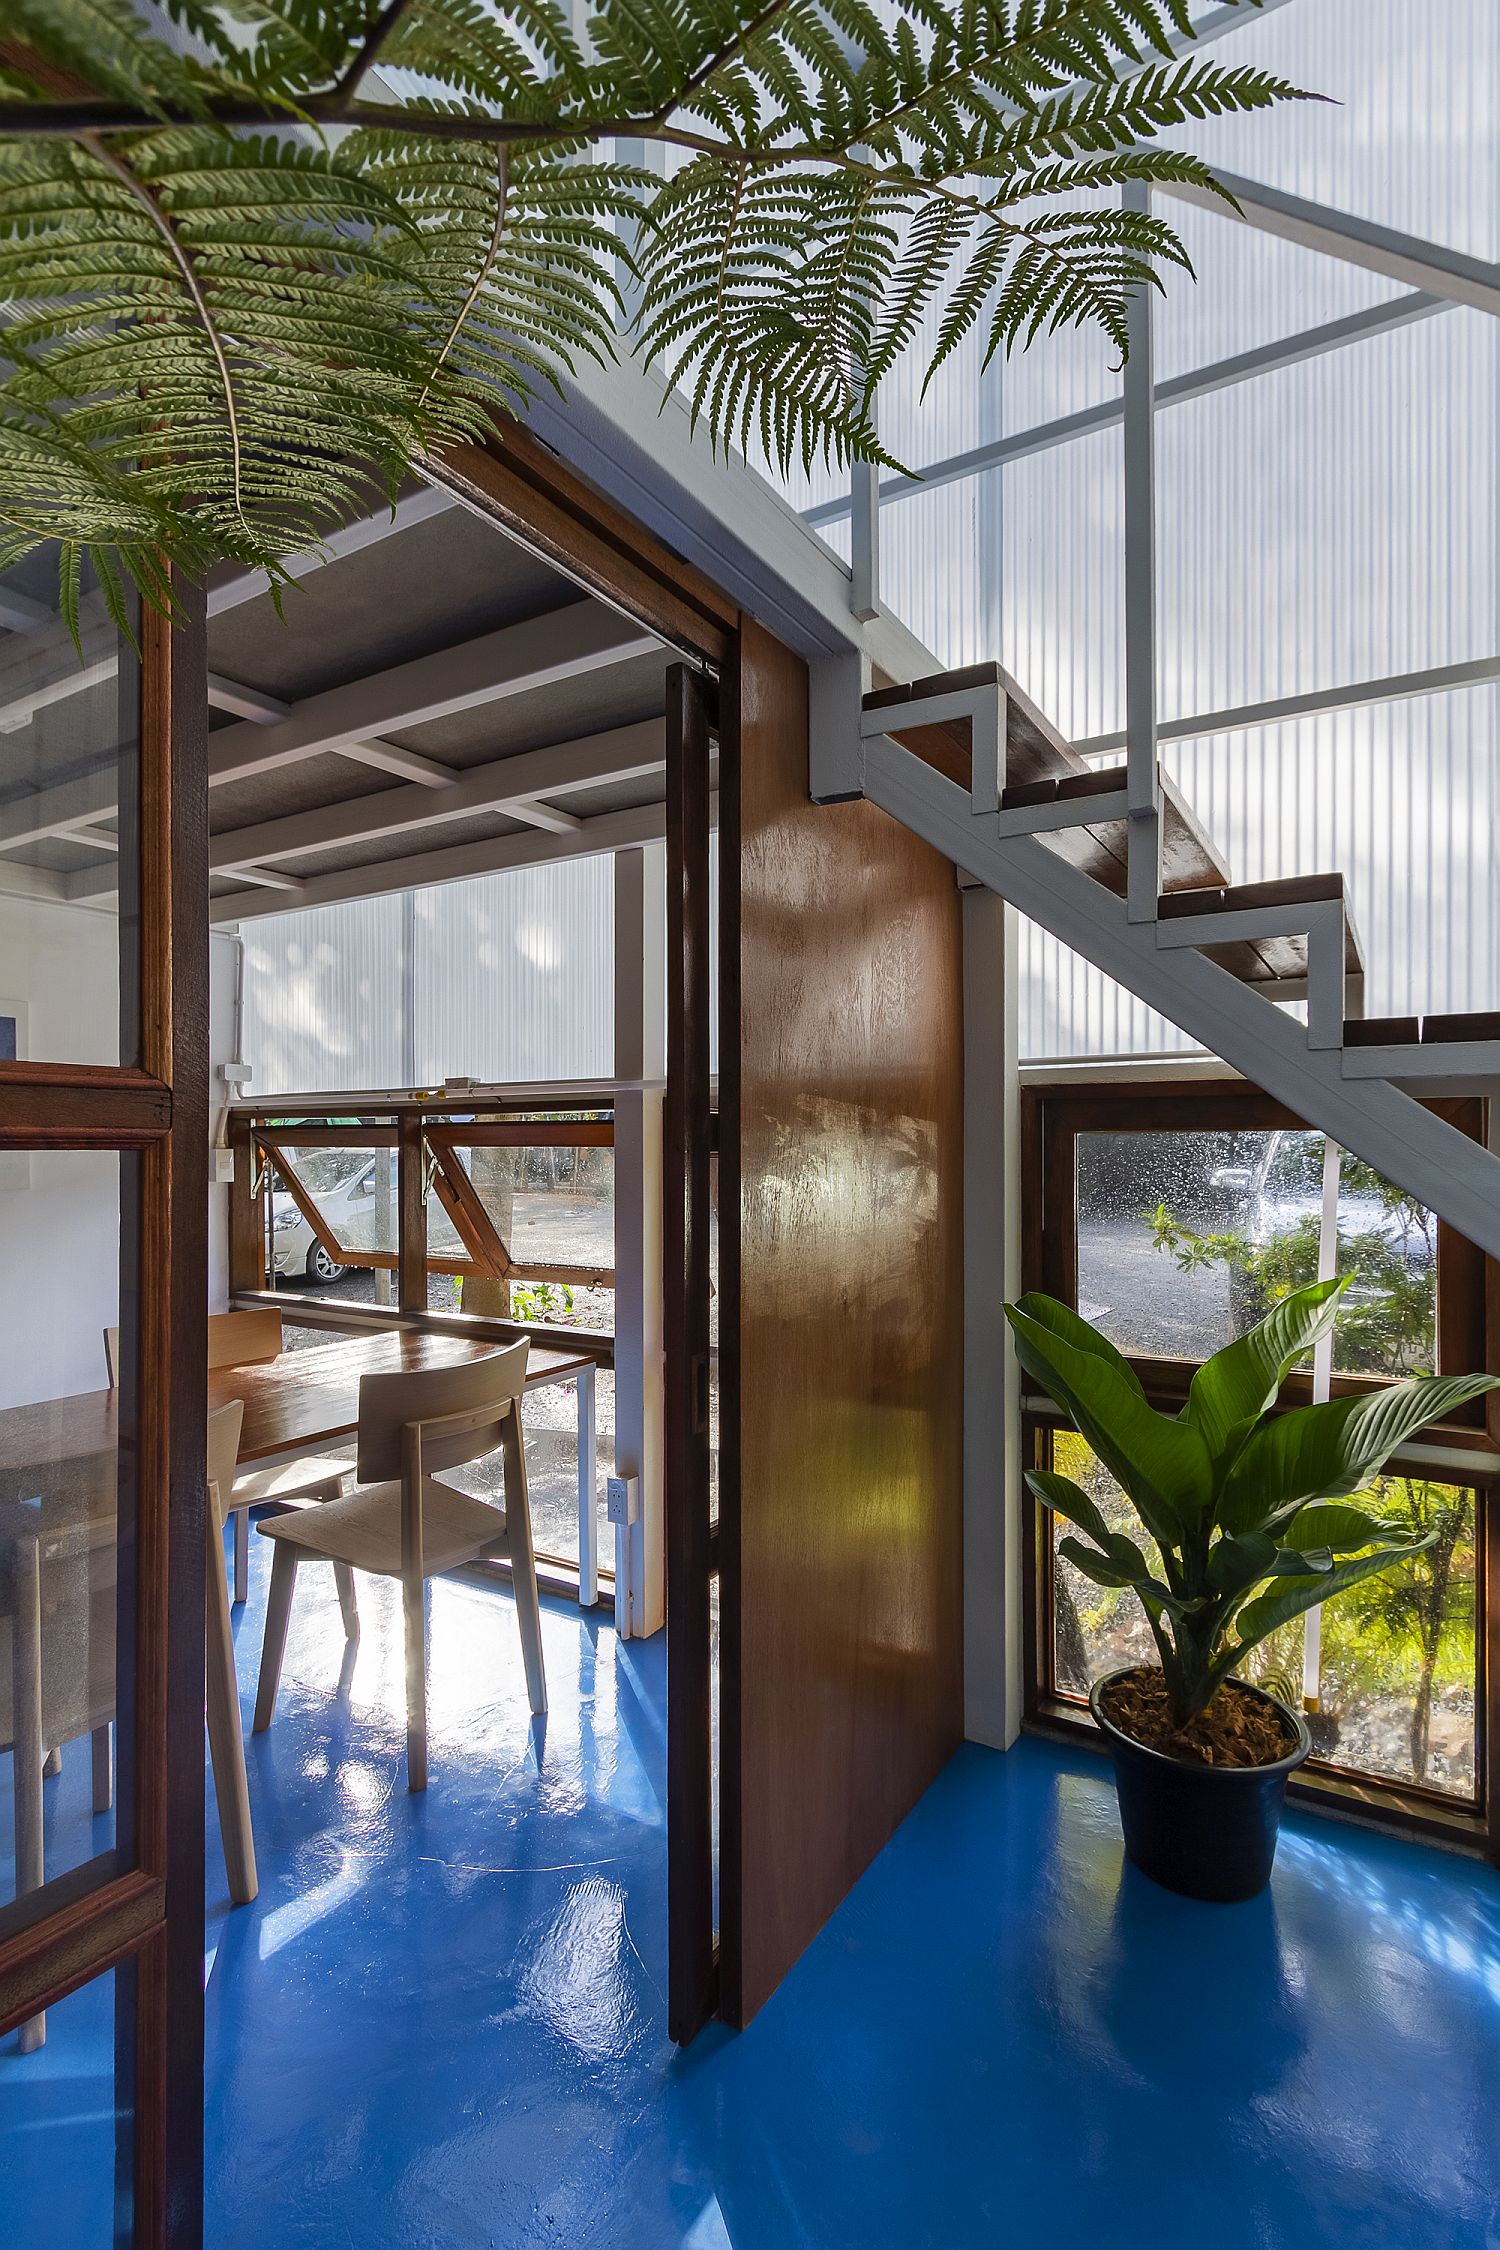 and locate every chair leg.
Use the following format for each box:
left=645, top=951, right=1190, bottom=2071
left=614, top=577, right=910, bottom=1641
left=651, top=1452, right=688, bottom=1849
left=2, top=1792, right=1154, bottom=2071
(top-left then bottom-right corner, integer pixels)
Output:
left=13, top=1535, right=46, bottom=2049
left=253, top=1544, right=300, bottom=1734
left=233, top=1507, right=250, bottom=1607
left=403, top=1573, right=428, bottom=1793
left=206, top=1498, right=258, bottom=1907
left=92, top=1724, right=113, bottom=1815
left=334, top=1563, right=360, bottom=1642
left=503, top=1418, right=547, bottom=1717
